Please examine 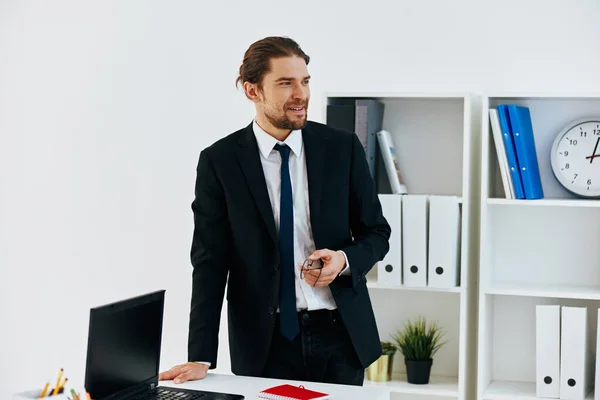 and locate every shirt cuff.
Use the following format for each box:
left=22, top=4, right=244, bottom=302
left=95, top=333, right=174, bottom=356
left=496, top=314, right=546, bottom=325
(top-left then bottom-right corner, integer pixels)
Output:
left=338, top=250, right=351, bottom=276
left=195, top=361, right=211, bottom=367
